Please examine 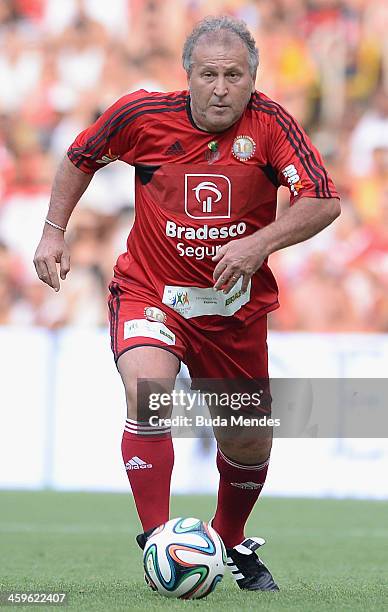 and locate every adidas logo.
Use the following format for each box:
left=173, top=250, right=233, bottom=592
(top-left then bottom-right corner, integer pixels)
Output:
left=230, top=481, right=262, bottom=490
left=165, top=140, right=185, bottom=156
left=125, top=456, right=153, bottom=471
